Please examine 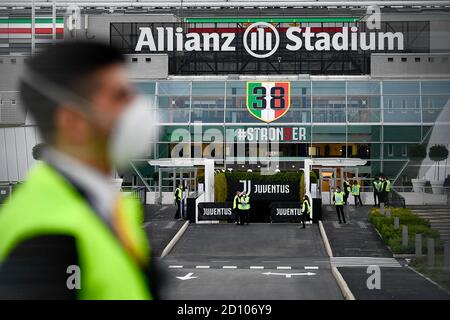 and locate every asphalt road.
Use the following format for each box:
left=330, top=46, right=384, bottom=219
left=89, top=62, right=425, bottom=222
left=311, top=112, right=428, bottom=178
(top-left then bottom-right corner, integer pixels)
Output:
left=159, top=223, right=343, bottom=300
